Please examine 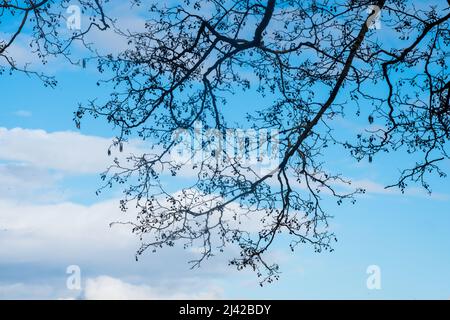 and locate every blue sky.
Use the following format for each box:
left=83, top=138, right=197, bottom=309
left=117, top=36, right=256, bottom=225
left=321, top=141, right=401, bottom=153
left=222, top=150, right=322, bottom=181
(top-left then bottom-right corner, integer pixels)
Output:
left=0, top=2, right=450, bottom=300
